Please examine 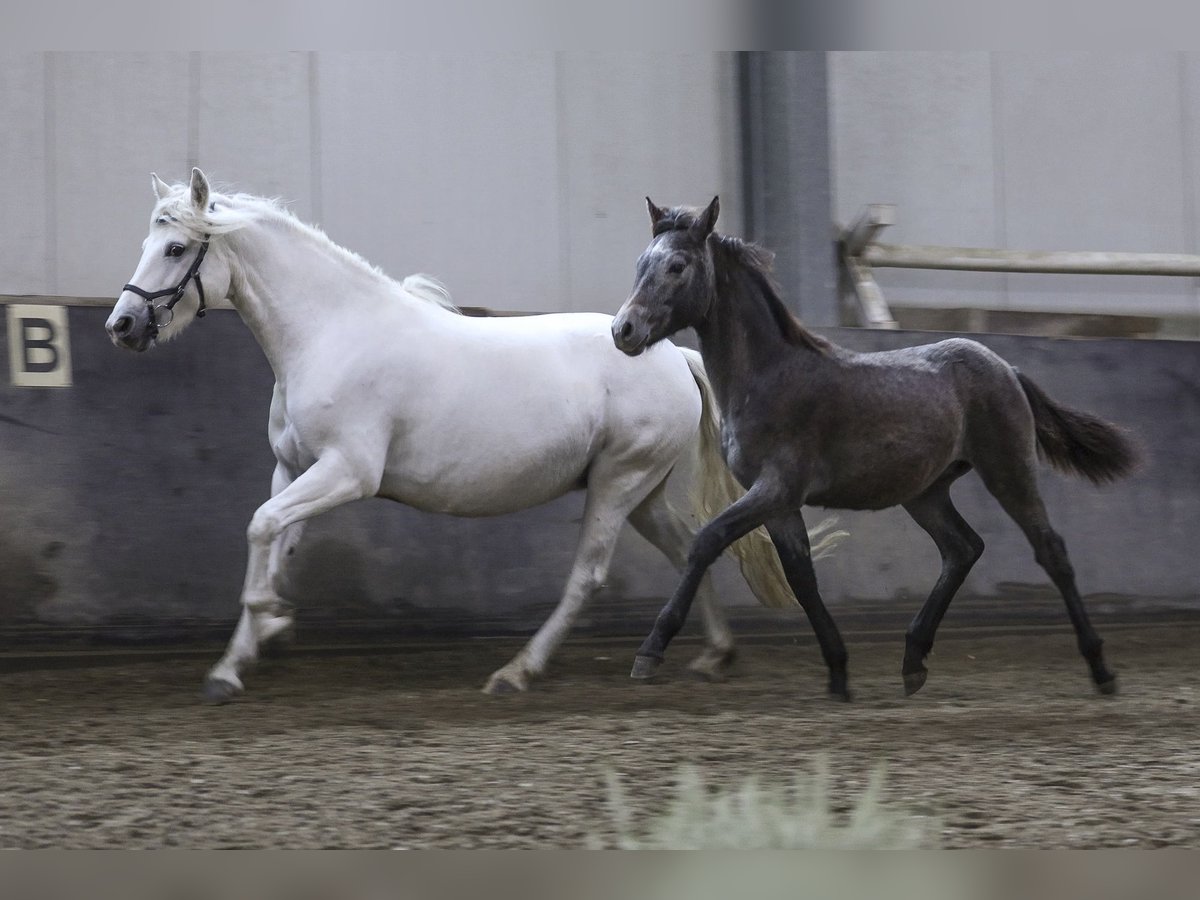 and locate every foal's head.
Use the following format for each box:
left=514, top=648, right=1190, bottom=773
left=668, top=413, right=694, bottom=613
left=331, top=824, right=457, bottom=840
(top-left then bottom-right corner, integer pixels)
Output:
left=107, top=168, right=234, bottom=352
left=611, top=196, right=720, bottom=356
